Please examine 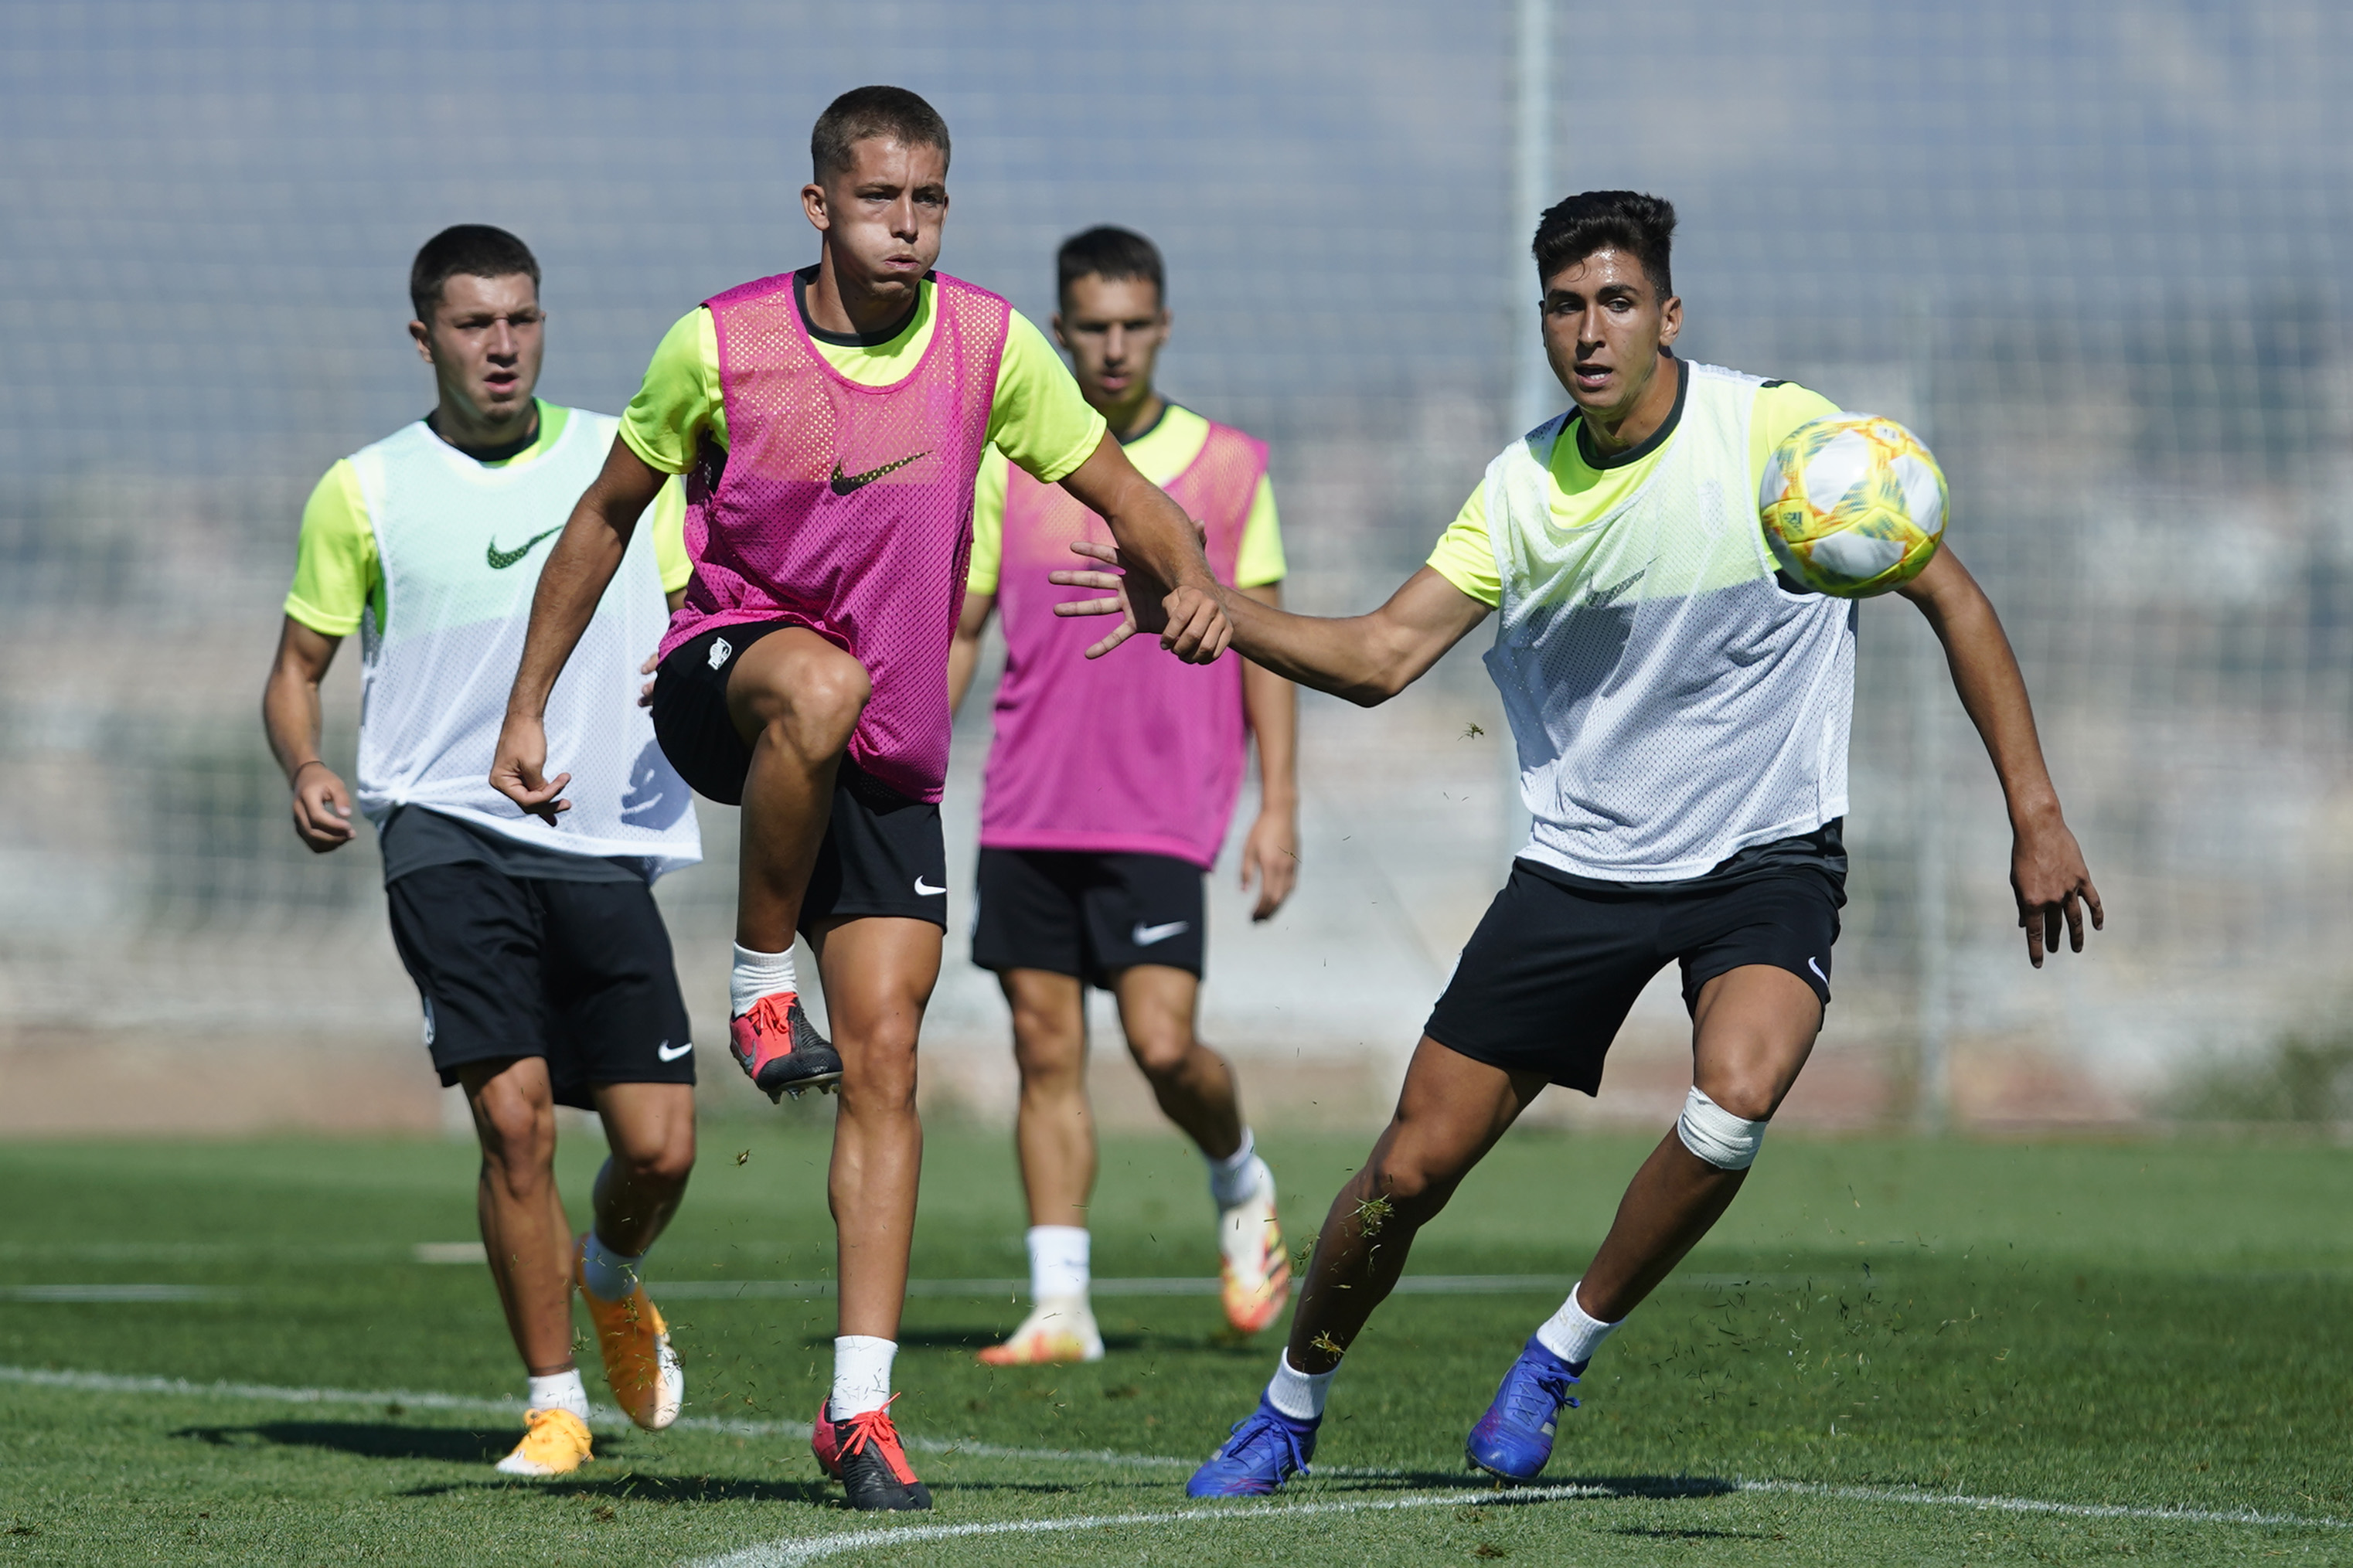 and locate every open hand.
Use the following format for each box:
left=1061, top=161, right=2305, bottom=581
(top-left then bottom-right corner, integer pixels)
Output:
left=290, top=760, right=356, bottom=853
left=2011, top=811, right=2103, bottom=967
left=1051, top=539, right=1233, bottom=664
left=1240, top=807, right=1299, bottom=920
left=639, top=649, right=659, bottom=708
left=489, top=713, right=571, bottom=825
